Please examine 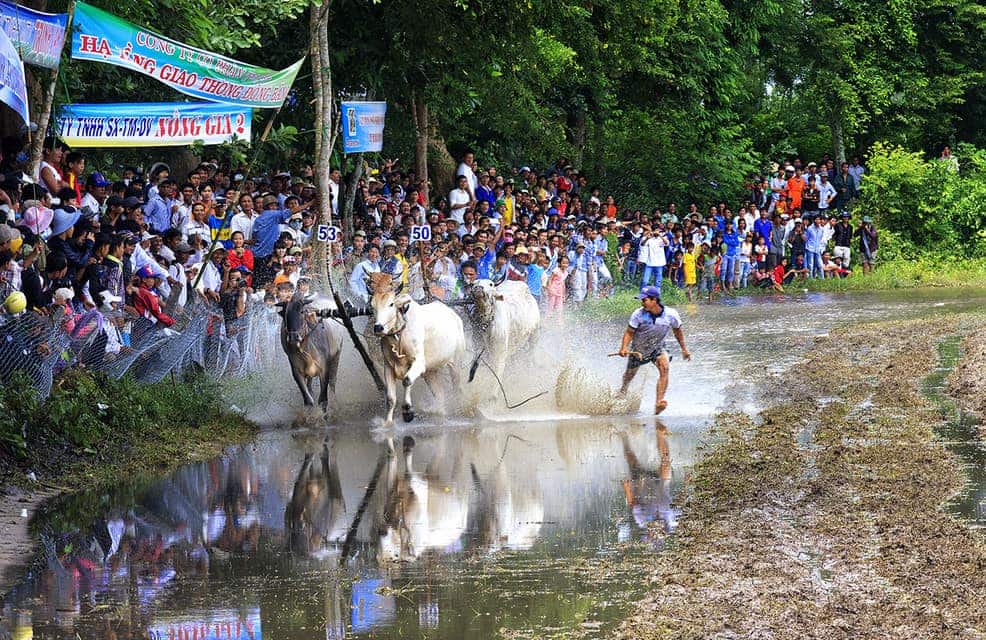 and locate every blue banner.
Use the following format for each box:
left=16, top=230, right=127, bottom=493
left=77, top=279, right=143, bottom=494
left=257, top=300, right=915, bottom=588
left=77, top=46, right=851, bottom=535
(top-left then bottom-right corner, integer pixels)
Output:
left=57, top=102, right=252, bottom=148
left=341, top=101, right=387, bottom=153
left=0, top=26, right=28, bottom=125
left=0, top=0, right=68, bottom=69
